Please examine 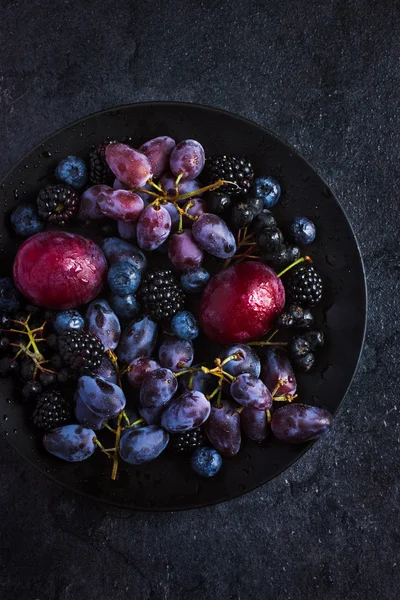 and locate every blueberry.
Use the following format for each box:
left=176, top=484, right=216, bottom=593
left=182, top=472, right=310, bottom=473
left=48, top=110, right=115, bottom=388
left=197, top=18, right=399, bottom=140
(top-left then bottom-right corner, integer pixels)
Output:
left=10, top=204, right=44, bottom=237
left=54, top=310, right=84, bottom=334
left=109, top=294, right=140, bottom=319
left=55, top=155, right=88, bottom=190
left=181, top=267, right=210, bottom=294
left=290, top=216, right=316, bottom=245
left=171, top=311, right=199, bottom=341
left=254, top=176, right=281, bottom=208
left=107, top=261, right=141, bottom=297
left=191, top=446, right=222, bottom=477
left=0, top=278, right=21, bottom=312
